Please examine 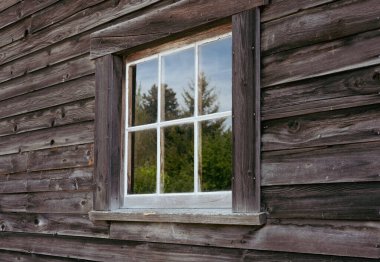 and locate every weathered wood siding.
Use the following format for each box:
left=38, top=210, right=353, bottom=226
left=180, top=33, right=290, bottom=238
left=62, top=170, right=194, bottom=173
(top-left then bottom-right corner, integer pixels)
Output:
left=0, top=0, right=379, bottom=260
